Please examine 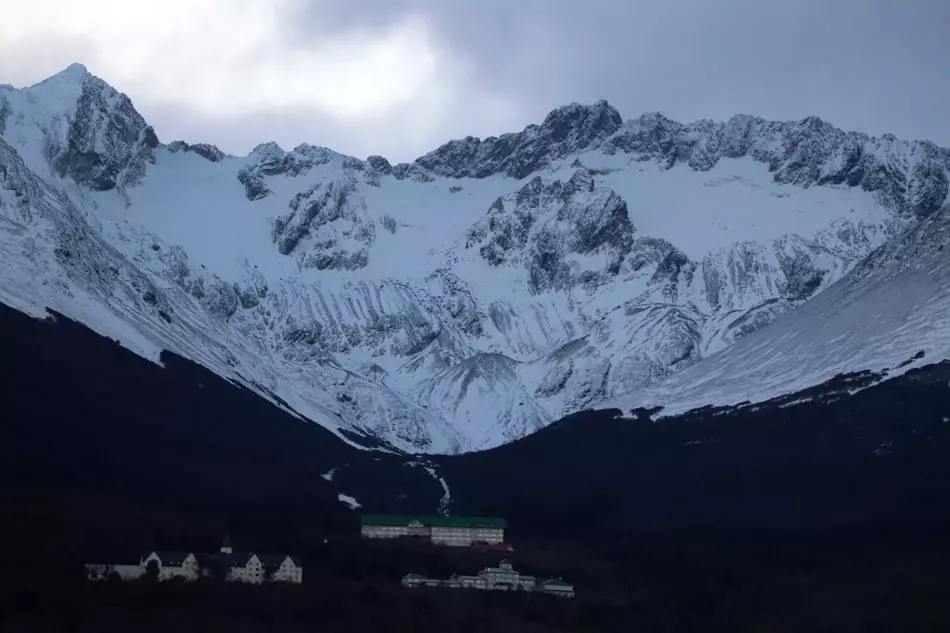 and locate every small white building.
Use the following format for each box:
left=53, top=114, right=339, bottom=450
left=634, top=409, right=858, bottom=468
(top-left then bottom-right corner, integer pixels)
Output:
left=85, top=534, right=303, bottom=584
left=402, top=559, right=573, bottom=597
left=221, top=552, right=303, bottom=584
left=538, top=578, right=575, bottom=598
left=142, top=551, right=201, bottom=581
left=477, top=559, right=535, bottom=591
left=85, top=563, right=147, bottom=581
